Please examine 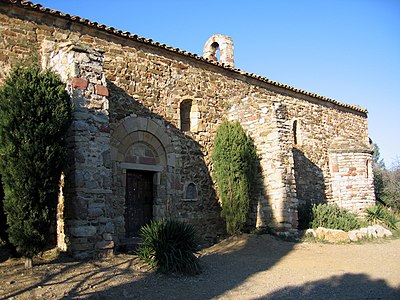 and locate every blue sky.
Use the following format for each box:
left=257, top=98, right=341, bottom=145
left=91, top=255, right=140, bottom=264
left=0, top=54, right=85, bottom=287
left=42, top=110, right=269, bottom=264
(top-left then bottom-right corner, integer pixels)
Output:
left=38, top=0, right=400, bottom=167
